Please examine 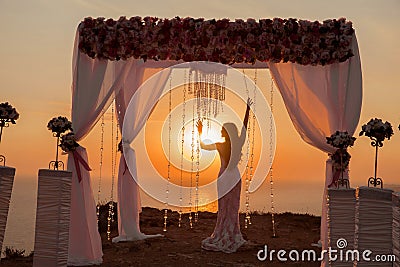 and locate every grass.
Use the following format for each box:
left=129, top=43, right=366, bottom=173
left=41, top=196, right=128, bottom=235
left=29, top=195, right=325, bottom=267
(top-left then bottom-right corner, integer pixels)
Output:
left=3, top=247, right=26, bottom=259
